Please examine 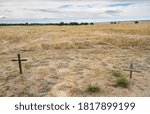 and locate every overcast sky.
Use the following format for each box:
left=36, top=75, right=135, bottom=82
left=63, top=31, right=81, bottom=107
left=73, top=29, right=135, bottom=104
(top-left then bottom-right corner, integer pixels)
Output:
left=0, top=0, right=150, bottom=23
